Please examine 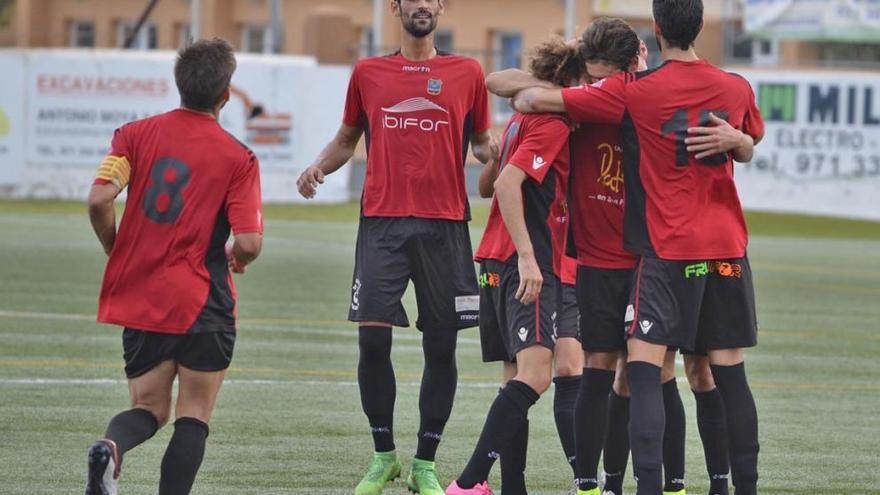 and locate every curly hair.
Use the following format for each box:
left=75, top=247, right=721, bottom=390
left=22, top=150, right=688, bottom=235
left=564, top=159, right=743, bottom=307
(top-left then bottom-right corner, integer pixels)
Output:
left=528, top=38, right=586, bottom=87
left=580, top=17, right=640, bottom=72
